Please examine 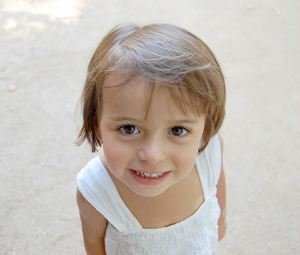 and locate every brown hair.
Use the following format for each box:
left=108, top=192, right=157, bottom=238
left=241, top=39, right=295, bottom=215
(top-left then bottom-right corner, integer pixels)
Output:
left=76, top=23, right=226, bottom=153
